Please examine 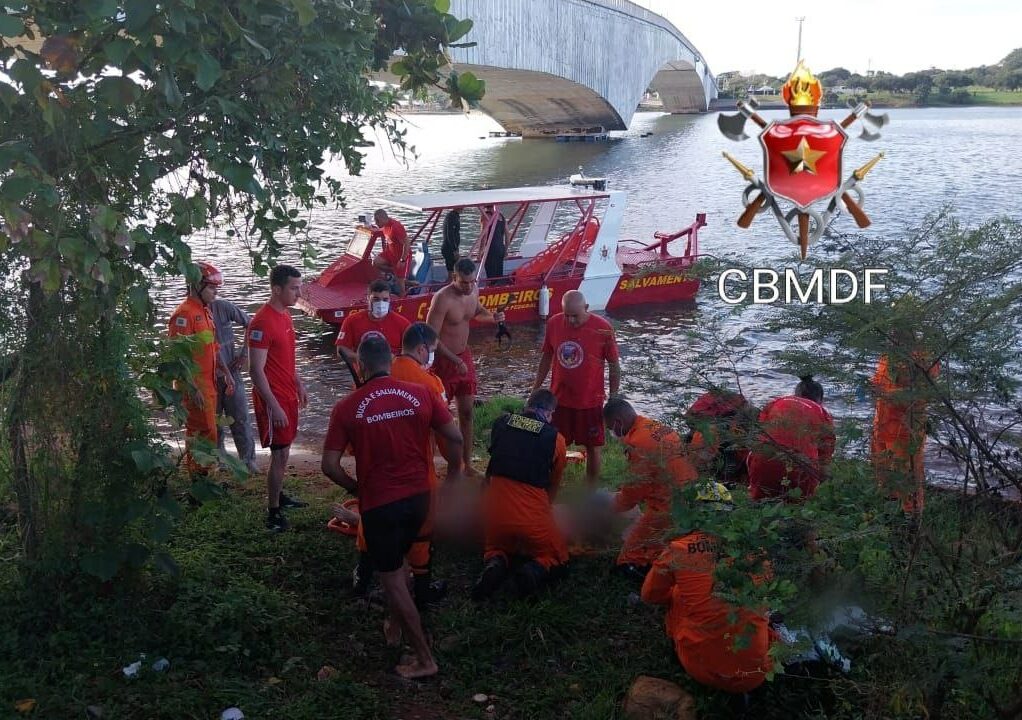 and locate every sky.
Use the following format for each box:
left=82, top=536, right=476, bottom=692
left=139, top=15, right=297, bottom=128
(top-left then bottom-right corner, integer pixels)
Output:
left=638, top=0, right=1021, bottom=77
